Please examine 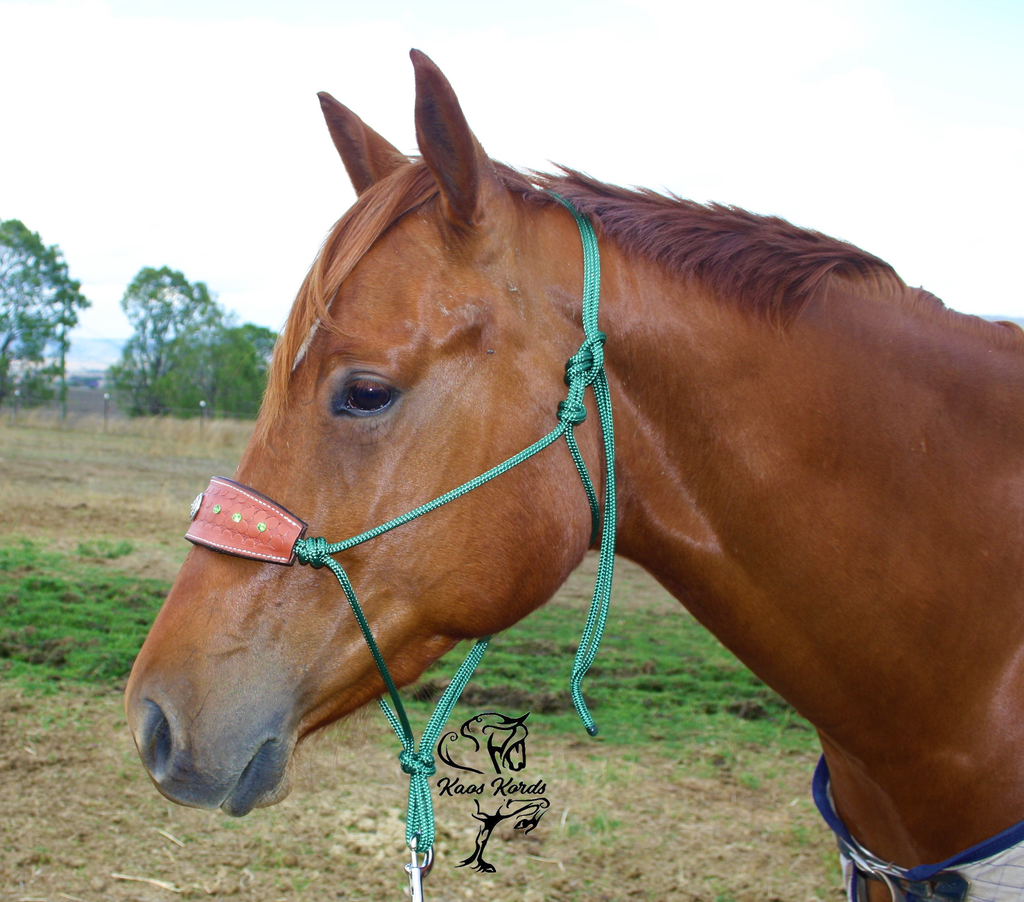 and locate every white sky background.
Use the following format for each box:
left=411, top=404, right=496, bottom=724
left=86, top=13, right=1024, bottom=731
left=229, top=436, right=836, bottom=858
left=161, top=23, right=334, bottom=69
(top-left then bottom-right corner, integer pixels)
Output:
left=0, top=0, right=1021, bottom=344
